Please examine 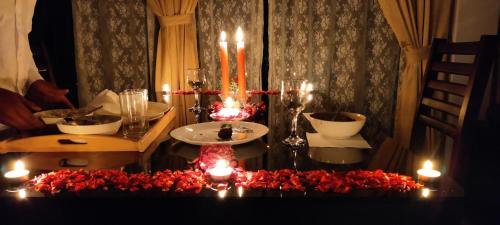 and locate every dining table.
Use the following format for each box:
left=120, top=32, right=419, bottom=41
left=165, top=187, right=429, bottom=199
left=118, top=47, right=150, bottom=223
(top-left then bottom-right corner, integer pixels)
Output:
left=0, top=92, right=465, bottom=225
